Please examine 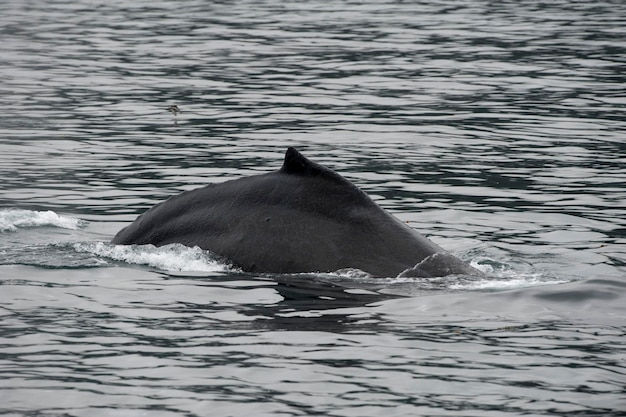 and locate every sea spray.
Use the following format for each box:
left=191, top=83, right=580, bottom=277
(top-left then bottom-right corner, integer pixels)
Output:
left=73, top=242, right=229, bottom=272
left=0, top=208, right=85, bottom=232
